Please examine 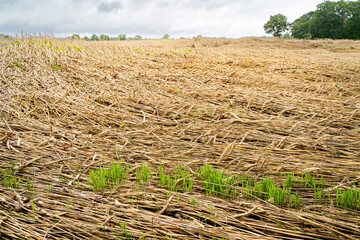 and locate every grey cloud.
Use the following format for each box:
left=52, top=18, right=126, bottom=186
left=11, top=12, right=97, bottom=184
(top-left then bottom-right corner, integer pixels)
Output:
left=182, top=0, right=235, bottom=9
left=97, top=1, right=123, bottom=13
left=0, top=0, right=324, bottom=38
